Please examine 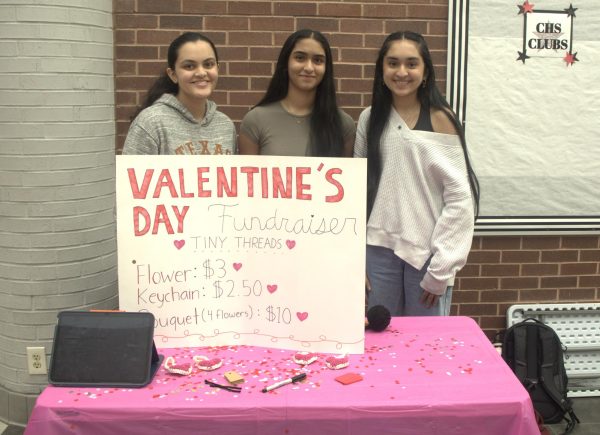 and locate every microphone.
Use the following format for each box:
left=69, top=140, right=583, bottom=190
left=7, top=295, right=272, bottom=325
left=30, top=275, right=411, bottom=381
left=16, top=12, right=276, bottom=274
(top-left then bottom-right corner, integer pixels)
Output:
left=365, top=305, right=391, bottom=332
